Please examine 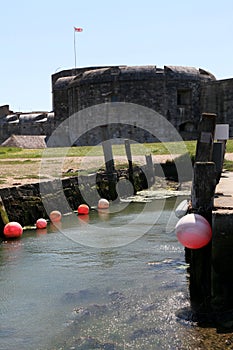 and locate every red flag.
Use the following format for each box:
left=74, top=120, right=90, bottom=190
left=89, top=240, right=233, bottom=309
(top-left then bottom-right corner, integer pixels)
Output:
left=74, top=27, right=83, bottom=32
